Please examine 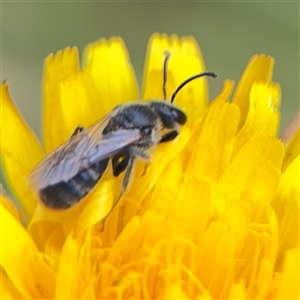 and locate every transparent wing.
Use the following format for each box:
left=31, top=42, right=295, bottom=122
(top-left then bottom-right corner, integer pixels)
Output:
left=29, top=114, right=141, bottom=190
